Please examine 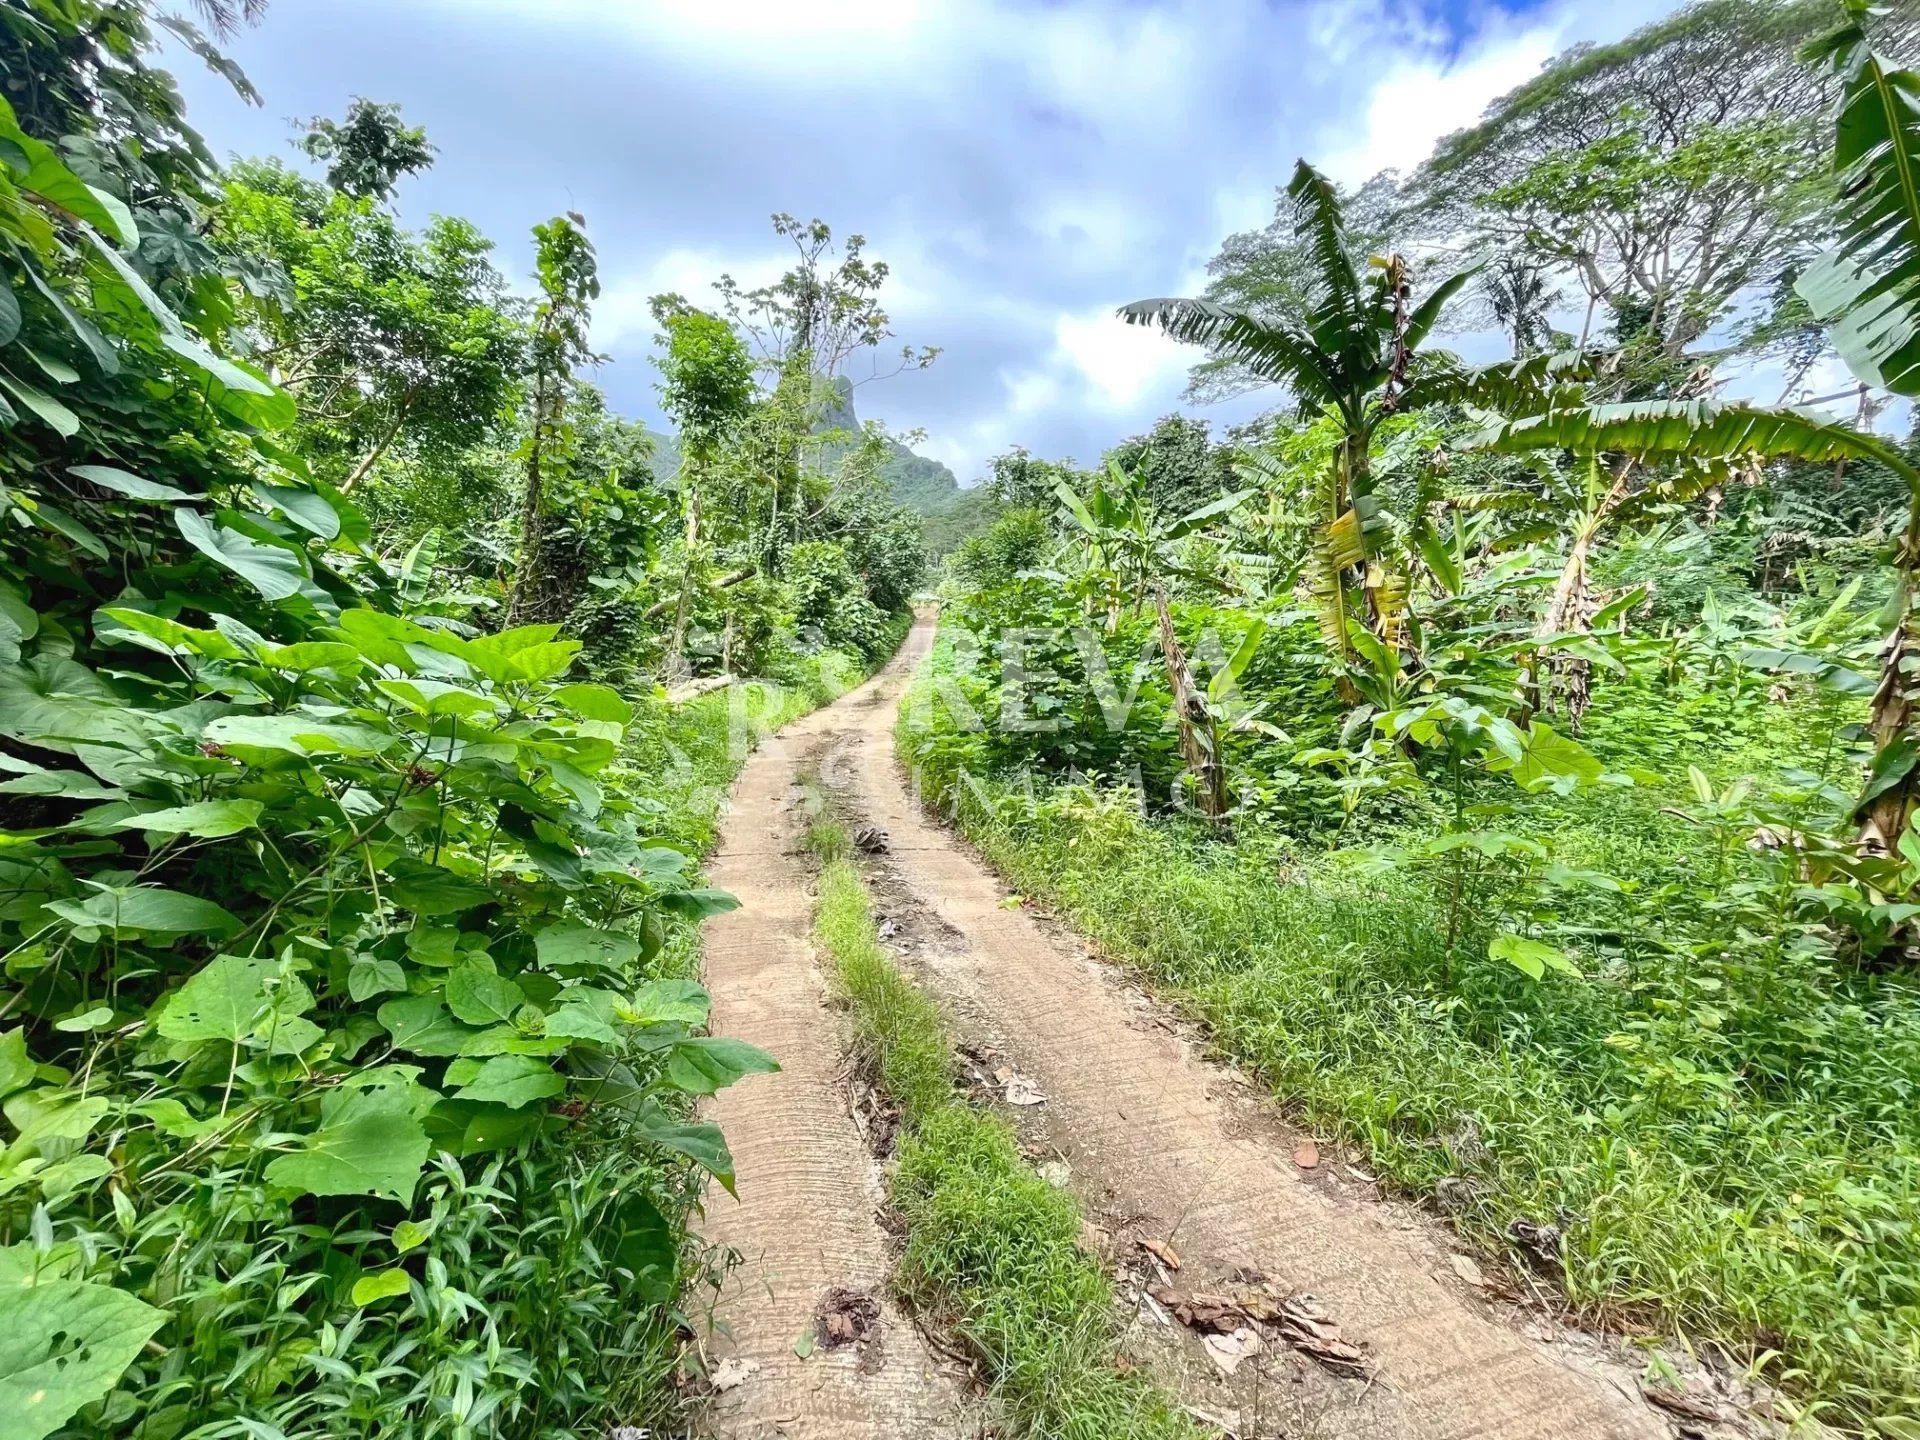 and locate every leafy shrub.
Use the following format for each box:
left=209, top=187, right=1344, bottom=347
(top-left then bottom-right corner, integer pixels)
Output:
left=945, top=506, right=1050, bottom=591
left=0, top=25, right=768, bottom=1435
left=786, top=539, right=892, bottom=656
